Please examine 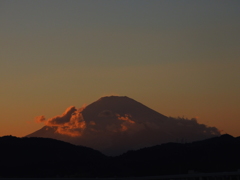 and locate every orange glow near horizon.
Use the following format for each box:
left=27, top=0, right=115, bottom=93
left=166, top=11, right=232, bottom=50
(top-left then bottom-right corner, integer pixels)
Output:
left=0, top=1, right=239, bottom=138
